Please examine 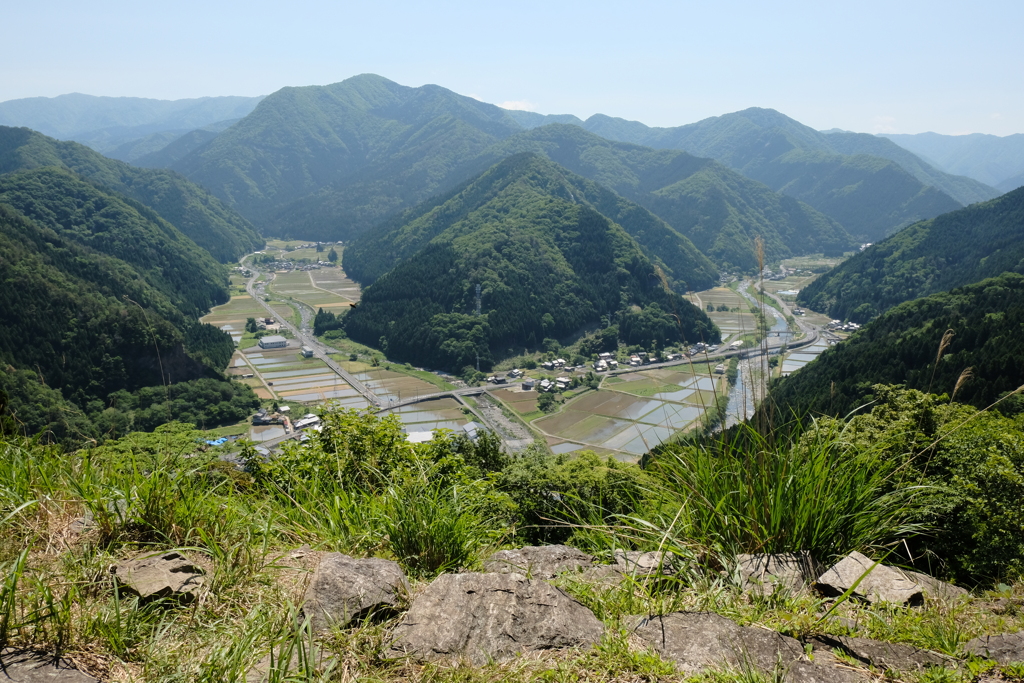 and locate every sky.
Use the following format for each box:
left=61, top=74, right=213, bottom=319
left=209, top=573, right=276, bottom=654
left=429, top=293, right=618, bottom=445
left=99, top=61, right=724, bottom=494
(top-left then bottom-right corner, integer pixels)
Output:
left=2, top=0, right=1022, bottom=136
